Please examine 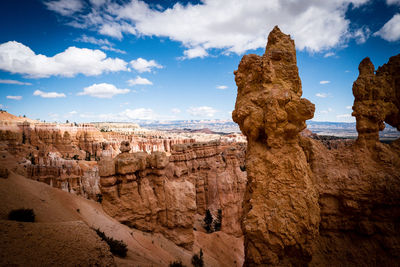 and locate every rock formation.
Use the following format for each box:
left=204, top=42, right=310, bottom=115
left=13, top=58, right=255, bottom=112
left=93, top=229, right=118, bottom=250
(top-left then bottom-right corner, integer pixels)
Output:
left=233, top=26, right=320, bottom=266
left=233, top=26, right=400, bottom=266
left=352, top=55, right=400, bottom=144
left=99, top=141, right=246, bottom=249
